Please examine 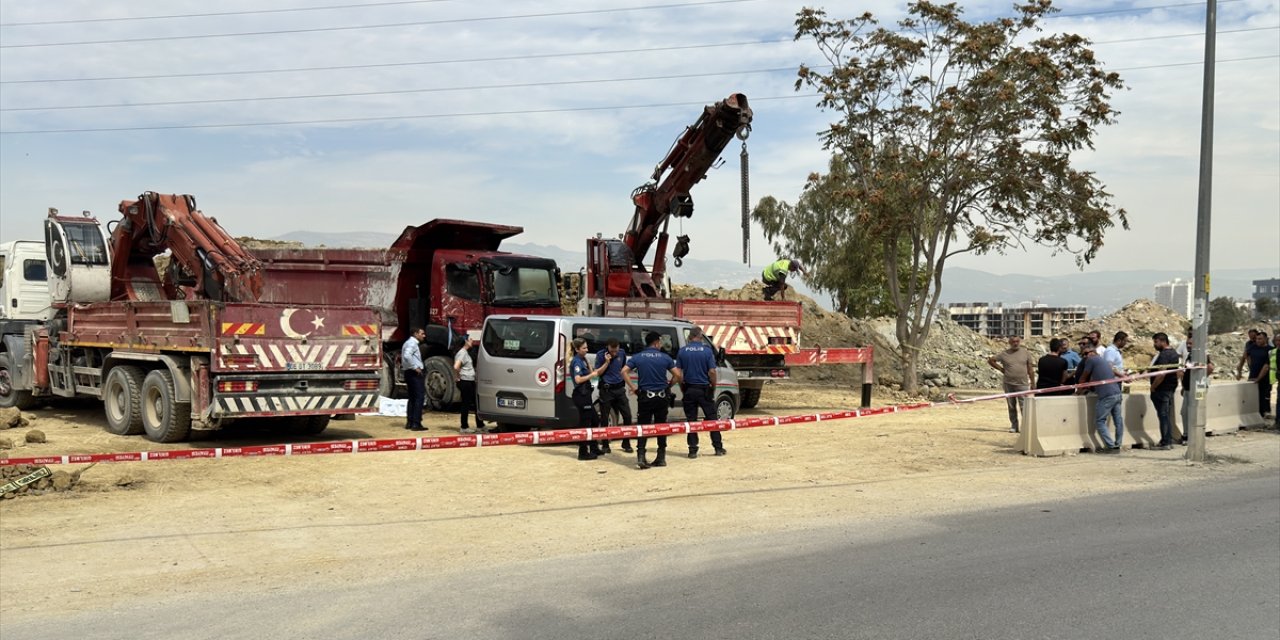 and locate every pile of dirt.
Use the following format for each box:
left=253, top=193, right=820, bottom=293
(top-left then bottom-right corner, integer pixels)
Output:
left=234, top=236, right=304, bottom=249
left=0, top=465, right=80, bottom=499
left=670, top=282, right=1006, bottom=392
